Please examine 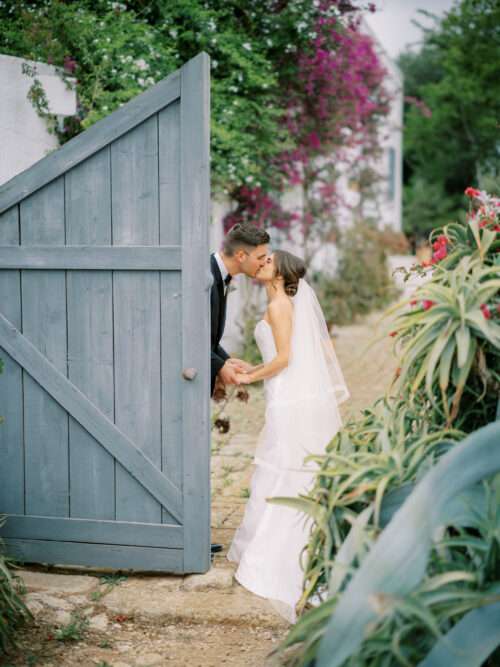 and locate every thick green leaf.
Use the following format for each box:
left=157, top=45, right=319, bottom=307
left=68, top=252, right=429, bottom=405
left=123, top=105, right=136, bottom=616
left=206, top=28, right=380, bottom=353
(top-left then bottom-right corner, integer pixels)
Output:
left=316, top=420, right=500, bottom=667
left=417, top=602, right=500, bottom=667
